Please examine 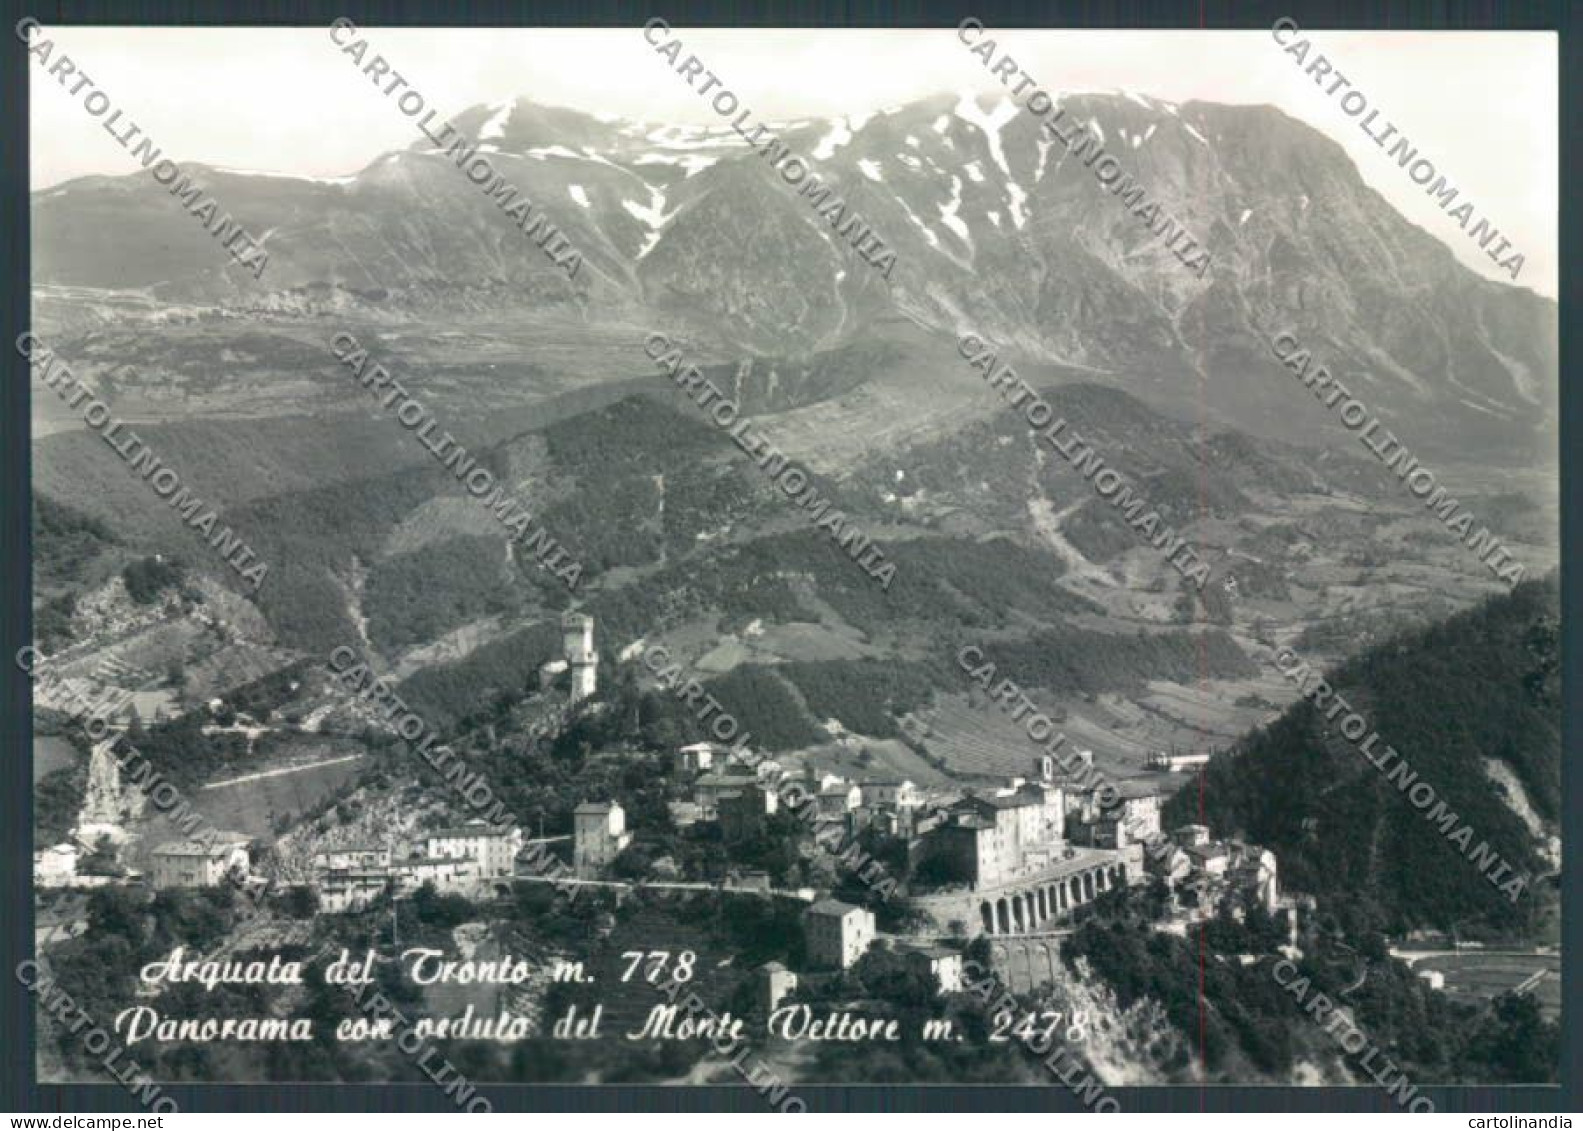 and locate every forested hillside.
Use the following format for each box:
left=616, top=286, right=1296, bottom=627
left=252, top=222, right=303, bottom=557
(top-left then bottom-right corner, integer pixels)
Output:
left=1172, top=579, right=1561, bottom=937
left=34, top=493, right=119, bottom=592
